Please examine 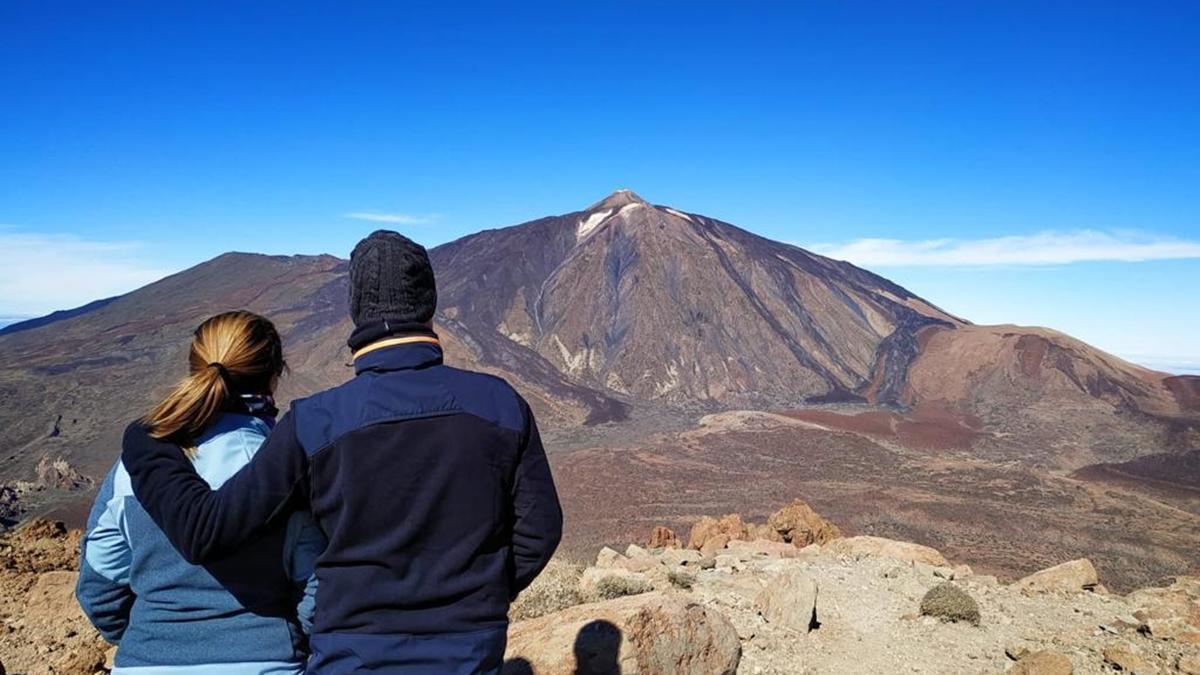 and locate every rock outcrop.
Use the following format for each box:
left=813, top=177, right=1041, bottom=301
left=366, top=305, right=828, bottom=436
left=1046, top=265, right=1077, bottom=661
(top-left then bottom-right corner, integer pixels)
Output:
left=765, top=499, right=841, bottom=546
left=0, top=519, right=111, bottom=675
left=687, top=514, right=751, bottom=556
left=824, top=535, right=950, bottom=567
left=1011, top=650, right=1075, bottom=675
left=754, top=568, right=819, bottom=633
left=685, top=499, right=842, bottom=558
left=1015, top=558, right=1100, bottom=594
left=504, top=592, right=740, bottom=675
left=34, top=456, right=93, bottom=491
left=508, top=501, right=1200, bottom=673
left=646, top=526, right=680, bottom=550
left=1125, top=576, right=1200, bottom=643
